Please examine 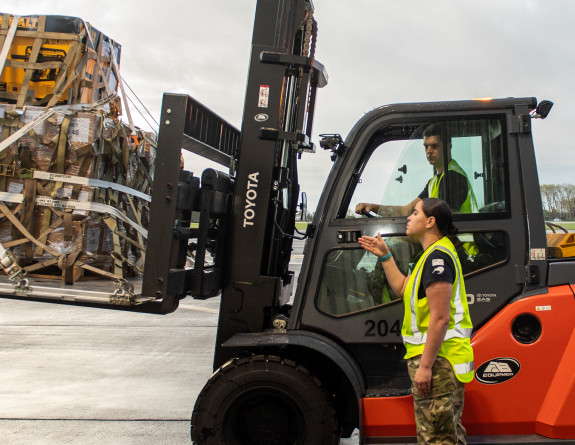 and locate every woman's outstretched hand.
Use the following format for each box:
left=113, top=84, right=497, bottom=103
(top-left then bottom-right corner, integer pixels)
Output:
left=358, top=233, right=388, bottom=258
